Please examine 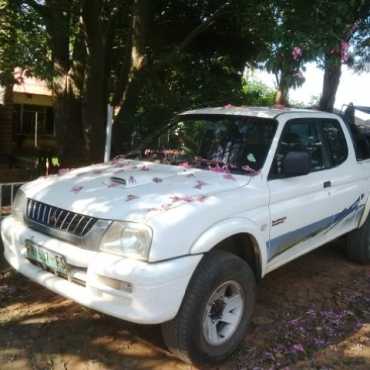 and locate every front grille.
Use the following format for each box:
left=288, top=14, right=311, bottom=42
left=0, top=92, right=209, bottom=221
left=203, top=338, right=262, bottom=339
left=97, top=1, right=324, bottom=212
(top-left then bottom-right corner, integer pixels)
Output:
left=26, top=199, right=98, bottom=237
